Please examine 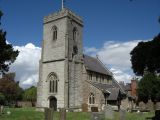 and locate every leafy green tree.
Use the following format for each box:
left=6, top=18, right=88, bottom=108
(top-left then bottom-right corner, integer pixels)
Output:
left=23, top=86, right=37, bottom=107
left=138, top=72, right=160, bottom=109
left=130, top=34, right=160, bottom=76
left=0, top=73, right=23, bottom=105
left=0, top=10, right=19, bottom=74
